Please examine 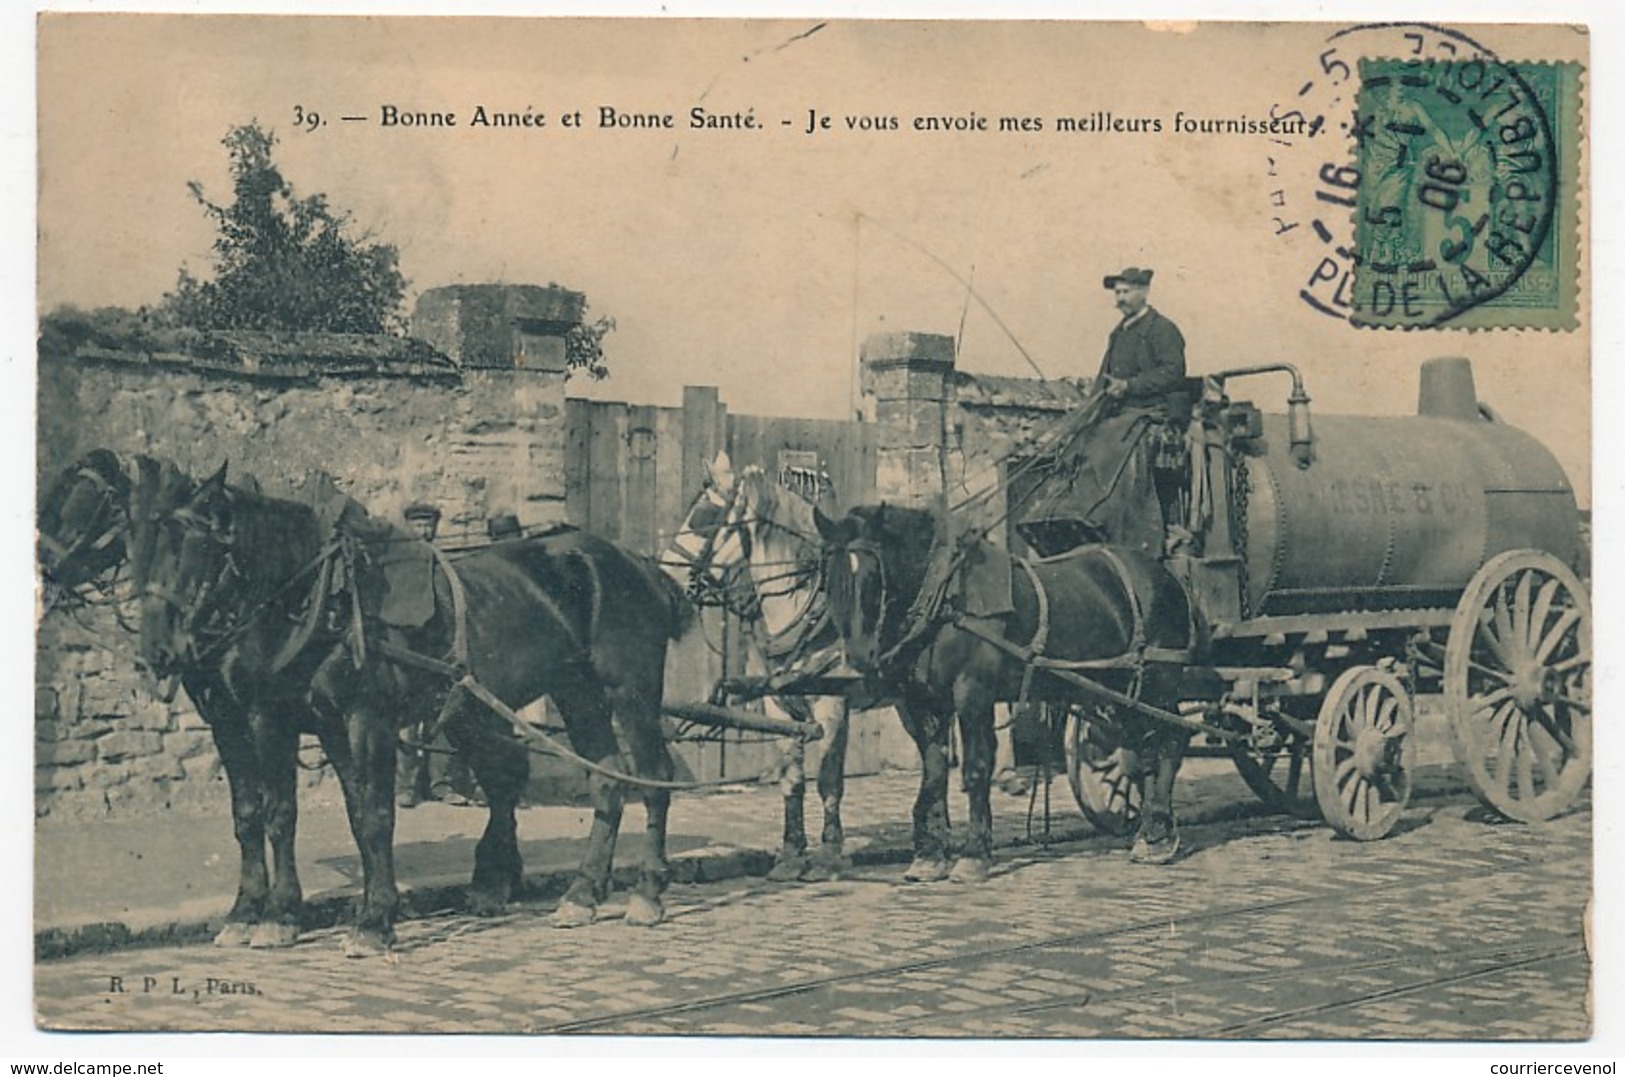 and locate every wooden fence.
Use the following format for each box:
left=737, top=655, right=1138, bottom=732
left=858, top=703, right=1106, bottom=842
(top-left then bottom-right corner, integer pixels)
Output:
left=562, top=387, right=891, bottom=785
